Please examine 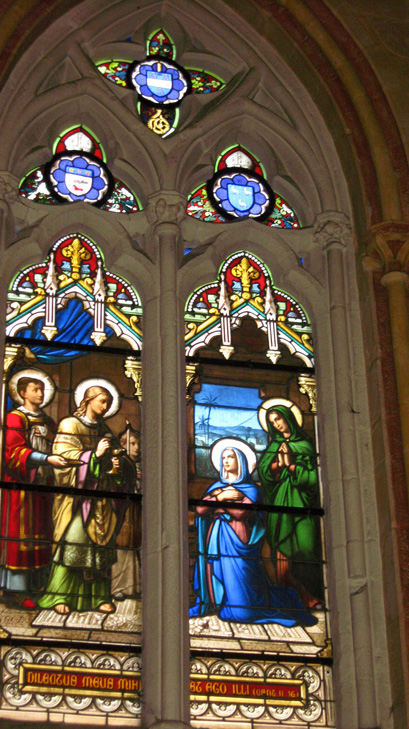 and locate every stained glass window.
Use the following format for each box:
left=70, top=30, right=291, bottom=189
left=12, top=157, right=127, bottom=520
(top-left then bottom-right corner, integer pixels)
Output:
left=128, top=57, right=191, bottom=106
left=185, top=252, right=333, bottom=727
left=19, top=167, right=59, bottom=206
left=216, top=146, right=264, bottom=176
left=187, top=185, right=227, bottom=223
left=1, top=235, right=142, bottom=724
left=96, top=60, right=130, bottom=87
left=95, top=28, right=225, bottom=137
left=19, top=127, right=141, bottom=213
left=187, top=69, right=225, bottom=94
left=266, top=195, right=300, bottom=229
left=100, top=179, right=141, bottom=214
left=187, top=147, right=301, bottom=227
left=147, top=28, right=175, bottom=60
